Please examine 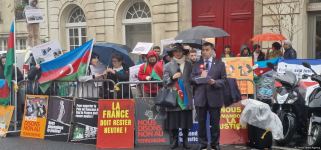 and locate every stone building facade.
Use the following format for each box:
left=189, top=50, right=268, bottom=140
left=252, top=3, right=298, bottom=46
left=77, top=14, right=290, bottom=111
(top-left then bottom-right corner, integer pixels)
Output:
left=0, top=0, right=191, bottom=51
left=0, top=0, right=320, bottom=59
